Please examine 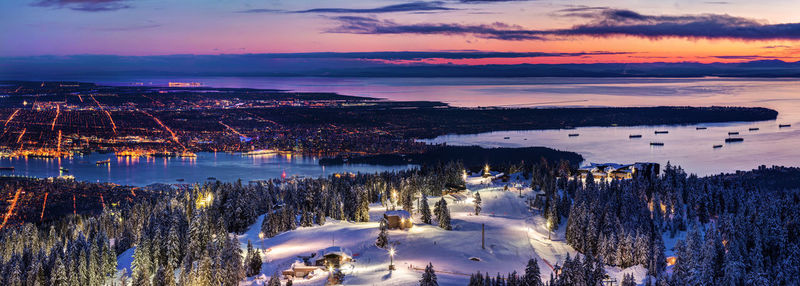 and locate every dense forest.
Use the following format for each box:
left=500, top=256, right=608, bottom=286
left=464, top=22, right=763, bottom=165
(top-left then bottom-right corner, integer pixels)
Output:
left=1, top=160, right=799, bottom=285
